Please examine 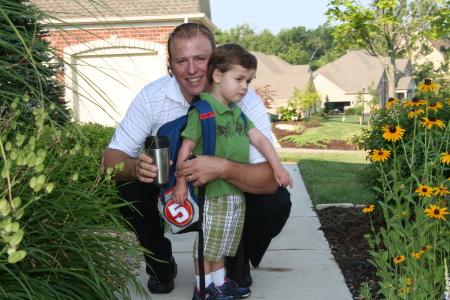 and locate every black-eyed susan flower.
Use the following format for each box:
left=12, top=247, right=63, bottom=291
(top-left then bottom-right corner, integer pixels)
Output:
left=427, top=101, right=443, bottom=112
left=419, top=245, right=432, bottom=253
left=434, top=183, right=450, bottom=197
left=418, top=79, right=439, bottom=92
left=370, top=148, right=391, bottom=162
left=415, top=184, right=434, bottom=197
left=398, top=287, right=411, bottom=294
left=424, top=204, right=450, bottom=221
left=402, top=211, right=409, bottom=216
left=362, top=205, right=375, bottom=213
left=408, top=109, right=425, bottom=118
left=394, top=255, right=406, bottom=264
left=404, top=97, right=427, bottom=107
left=386, top=97, right=400, bottom=108
left=407, top=278, right=412, bottom=285
left=381, top=125, right=405, bottom=142
left=420, top=116, right=445, bottom=130
left=441, top=151, right=450, bottom=164
left=411, top=252, right=421, bottom=259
